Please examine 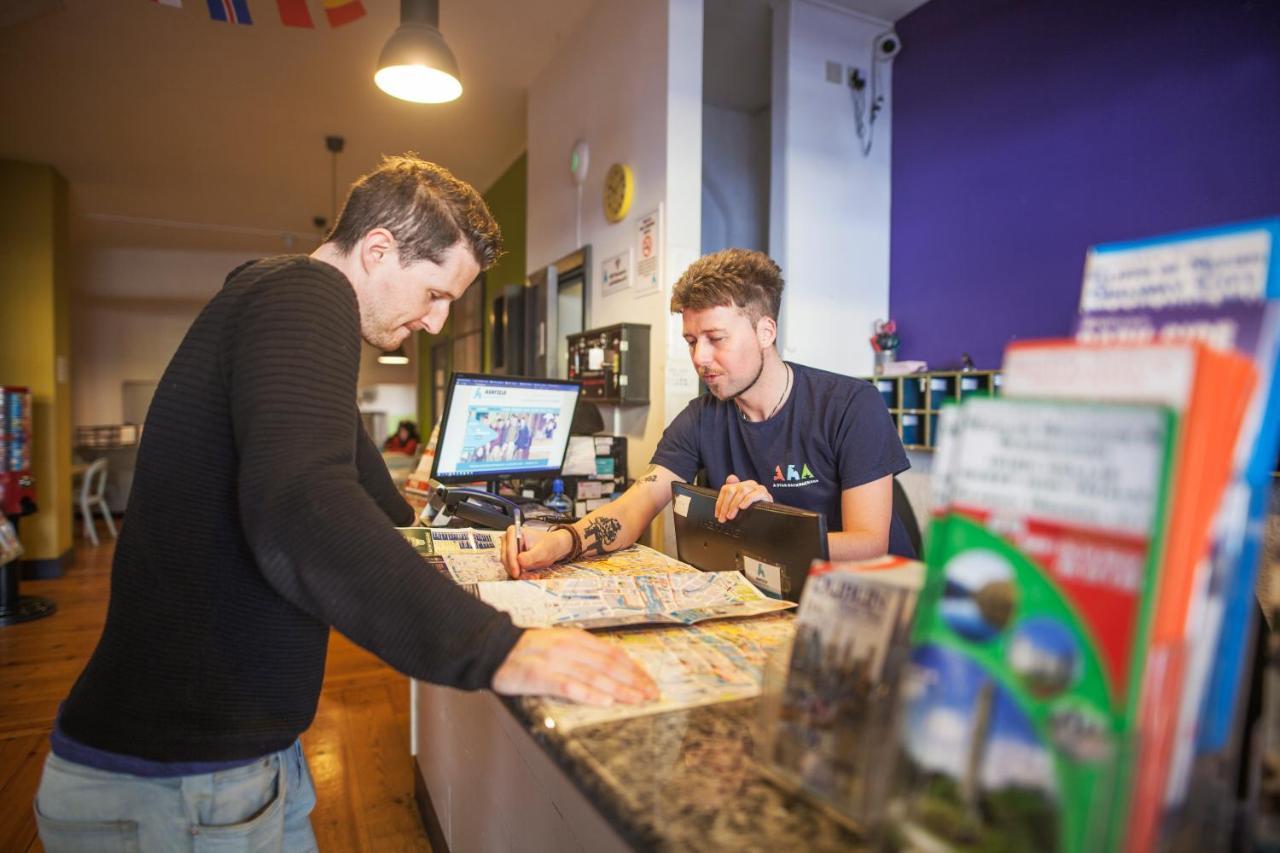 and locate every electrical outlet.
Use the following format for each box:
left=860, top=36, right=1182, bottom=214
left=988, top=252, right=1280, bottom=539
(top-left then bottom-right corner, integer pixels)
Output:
left=825, top=60, right=842, bottom=84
